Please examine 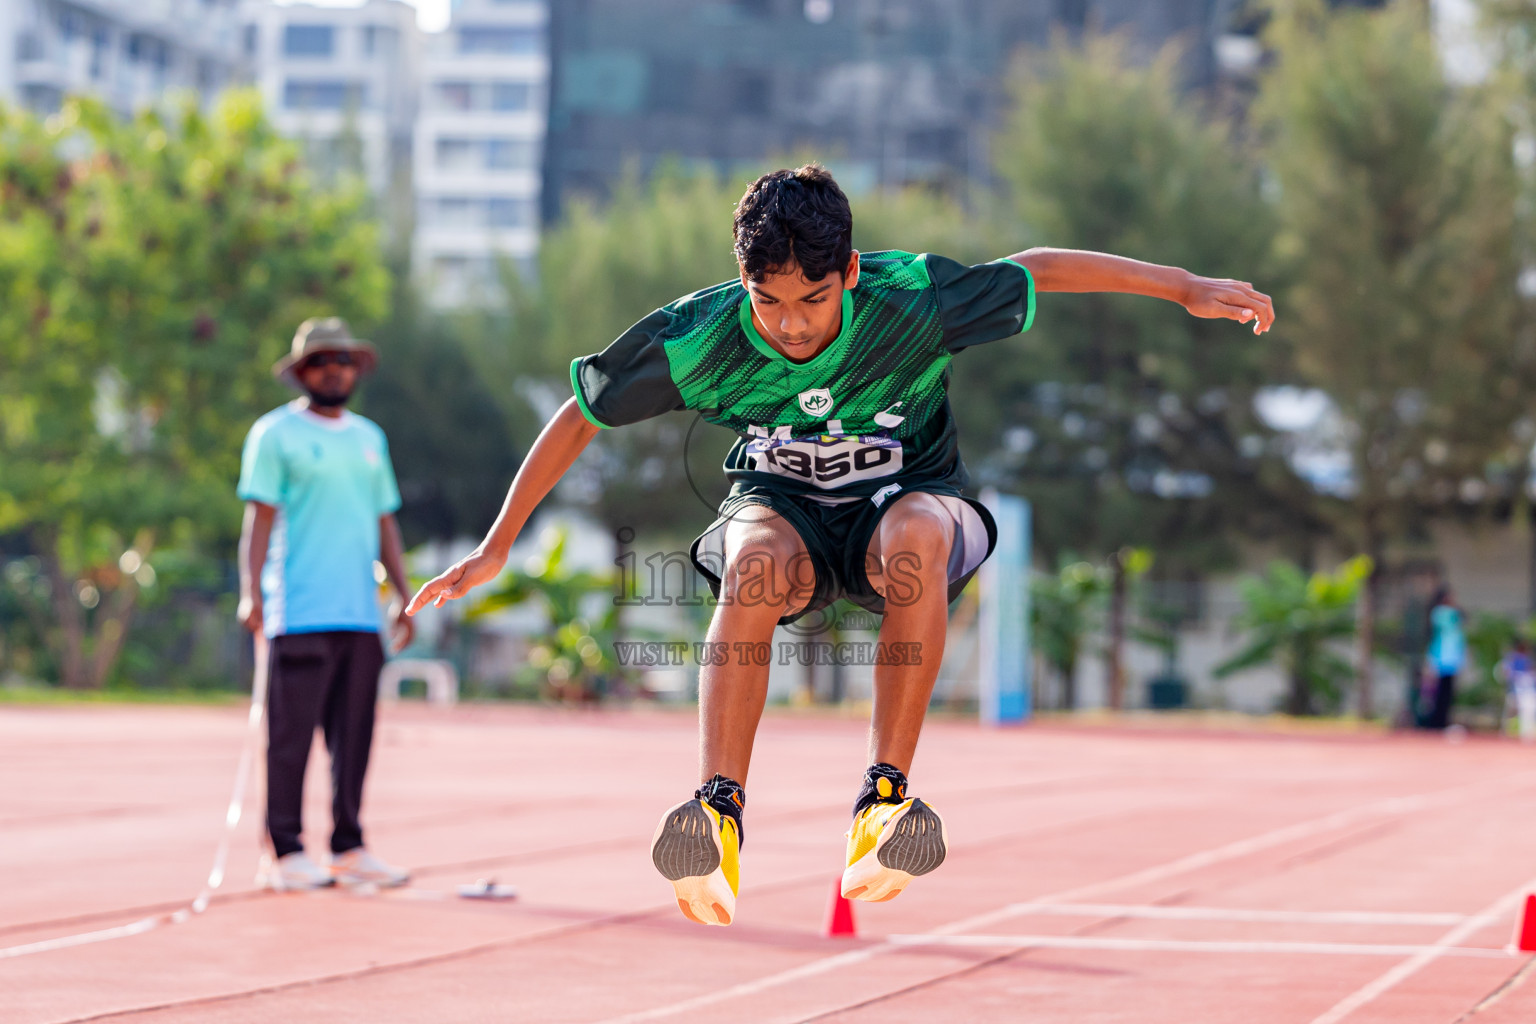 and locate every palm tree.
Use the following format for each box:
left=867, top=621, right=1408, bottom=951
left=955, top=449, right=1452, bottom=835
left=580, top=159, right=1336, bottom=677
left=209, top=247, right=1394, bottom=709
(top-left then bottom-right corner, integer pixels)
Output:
left=1214, top=557, right=1371, bottom=716
left=471, top=526, right=622, bottom=701
left=1031, top=561, right=1110, bottom=710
